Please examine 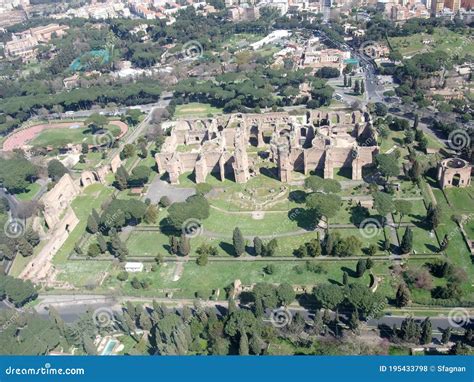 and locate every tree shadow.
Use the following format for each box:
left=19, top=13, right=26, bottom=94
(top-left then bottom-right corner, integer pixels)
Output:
left=159, top=217, right=178, bottom=236
left=219, top=241, right=236, bottom=257
left=425, top=244, right=439, bottom=253
left=297, top=292, right=317, bottom=311
left=341, top=266, right=357, bottom=278
left=378, top=323, right=395, bottom=340
left=328, top=278, right=343, bottom=286
left=289, top=190, right=306, bottom=204
left=288, top=208, right=319, bottom=230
